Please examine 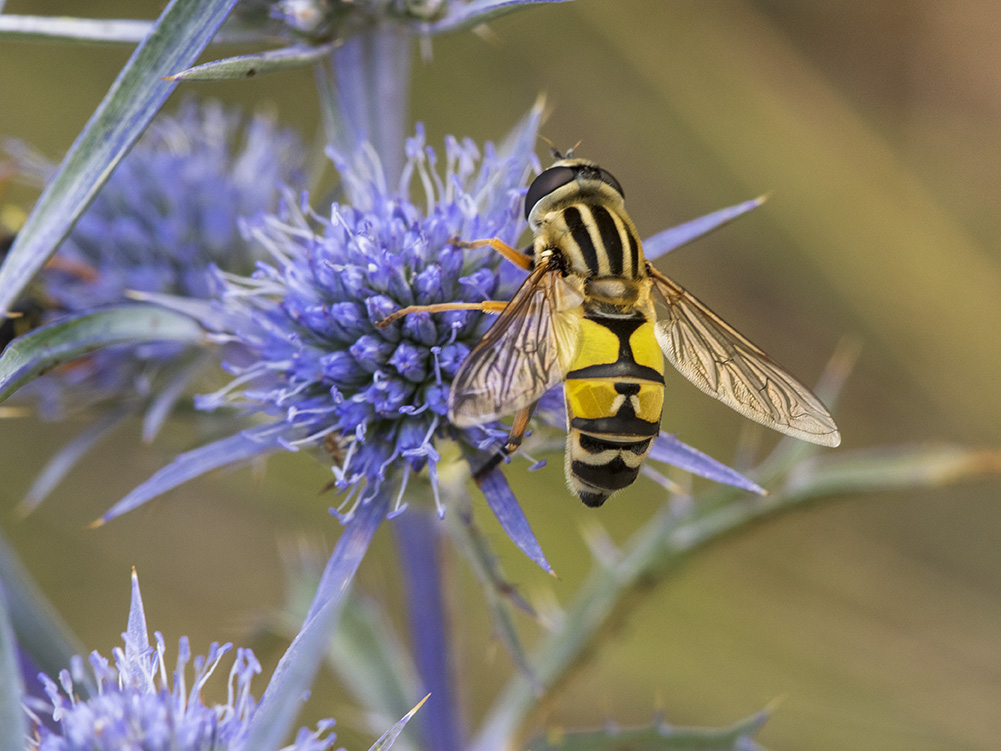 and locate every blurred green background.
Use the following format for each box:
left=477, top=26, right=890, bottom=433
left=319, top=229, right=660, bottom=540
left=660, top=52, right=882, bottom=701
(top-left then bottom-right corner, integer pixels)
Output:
left=1, top=1, right=1000, bottom=750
